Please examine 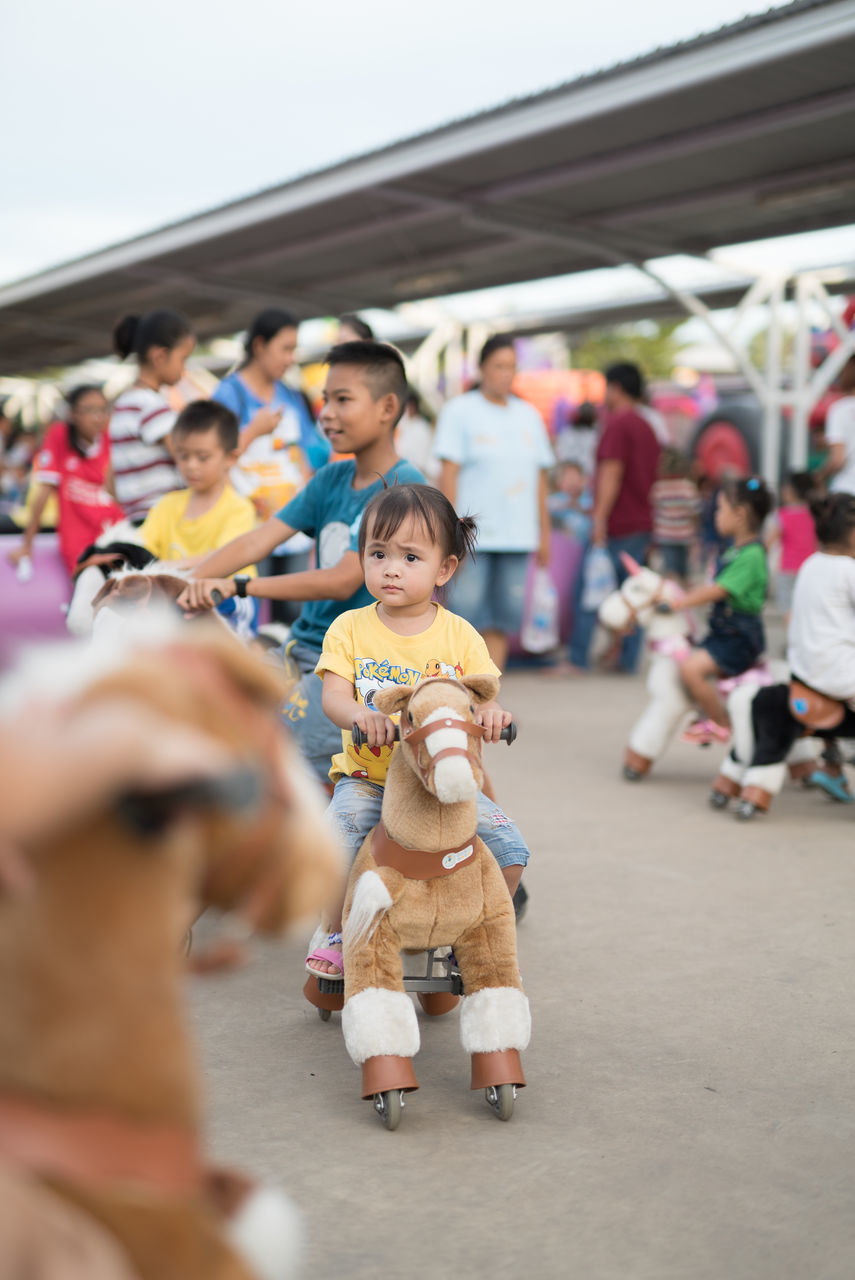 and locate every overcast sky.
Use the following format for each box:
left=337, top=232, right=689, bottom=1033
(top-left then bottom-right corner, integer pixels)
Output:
left=3, top=0, right=799, bottom=290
